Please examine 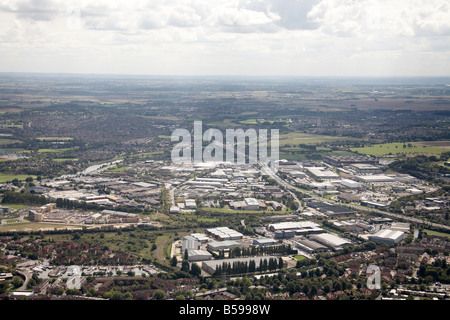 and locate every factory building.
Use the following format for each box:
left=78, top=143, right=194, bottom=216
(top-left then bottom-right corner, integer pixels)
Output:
left=186, top=249, right=212, bottom=262
left=206, top=227, right=243, bottom=241
left=355, top=175, right=395, bottom=183
left=253, top=238, right=278, bottom=247
left=207, top=240, right=242, bottom=251
left=305, top=167, right=340, bottom=180
left=340, top=179, right=362, bottom=189
left=295, top=238, right=328, bottom=254
left=350, top=163, right=382, bottom=174
left=324, top=155, right=379, bottom=167
left=182, top=235, right=201, bottom=253
left=368, top=229, right=405, bottom=245
left=244, top=198, right=260, bottom=210
left=309, top=233, right=353, bottom=251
